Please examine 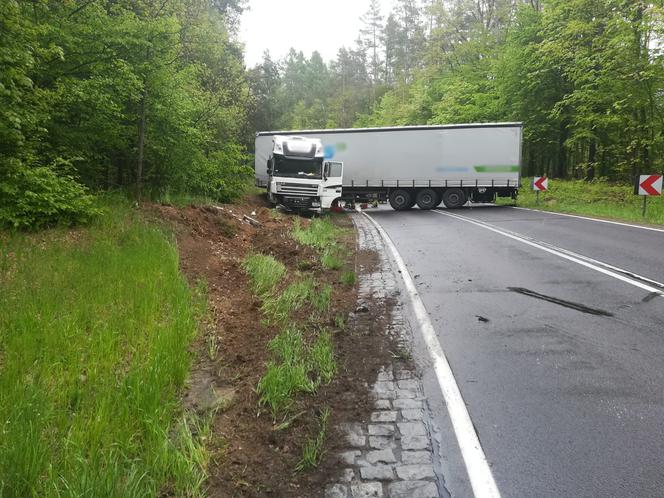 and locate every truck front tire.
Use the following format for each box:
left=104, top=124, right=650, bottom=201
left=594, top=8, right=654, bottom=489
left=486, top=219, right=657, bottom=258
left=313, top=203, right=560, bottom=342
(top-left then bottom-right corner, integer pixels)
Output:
left=442, top=188, right=467, bottom=209
left=389, top=189, right=412, bottom=211
left=416, top=189, right=438, bottom=210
